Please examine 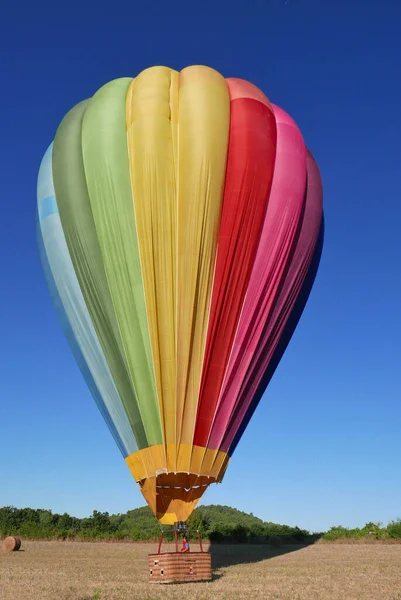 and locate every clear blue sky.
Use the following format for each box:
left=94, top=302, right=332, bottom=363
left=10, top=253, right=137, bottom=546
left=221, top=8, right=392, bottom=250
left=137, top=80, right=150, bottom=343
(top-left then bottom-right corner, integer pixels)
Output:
left=1, top=0, right=401, bottom=533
